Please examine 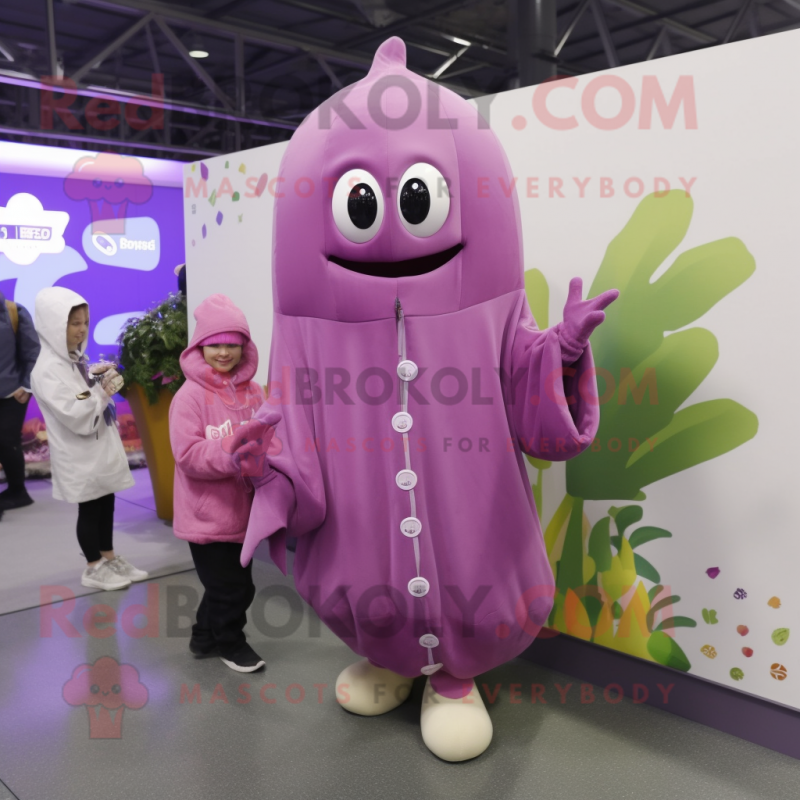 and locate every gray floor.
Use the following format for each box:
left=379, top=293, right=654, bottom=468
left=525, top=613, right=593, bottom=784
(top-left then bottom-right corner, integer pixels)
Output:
left=1, top=472, right=798, bottom=798
left=0, top=470, right=193, bottom=615
left=1, top=551, right=799, bottom=800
